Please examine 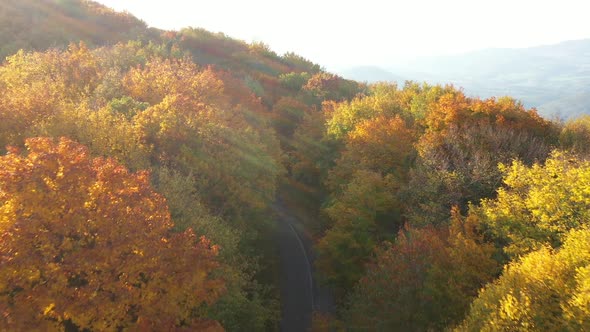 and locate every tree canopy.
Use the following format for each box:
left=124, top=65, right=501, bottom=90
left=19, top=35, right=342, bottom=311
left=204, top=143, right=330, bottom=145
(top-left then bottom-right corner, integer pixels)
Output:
left=1, top=2, right=589, bottom=330
left=0, top=138, right=223, bottom=331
